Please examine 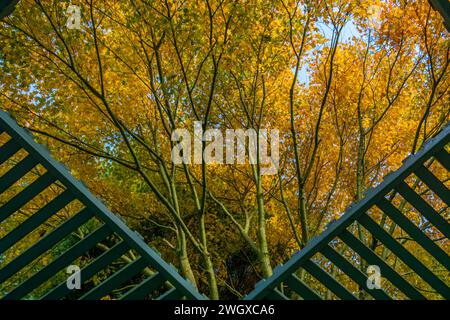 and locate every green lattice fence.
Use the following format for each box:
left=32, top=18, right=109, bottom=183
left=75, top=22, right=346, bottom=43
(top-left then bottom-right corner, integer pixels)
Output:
left=245, top=123, right=450, bottom=300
